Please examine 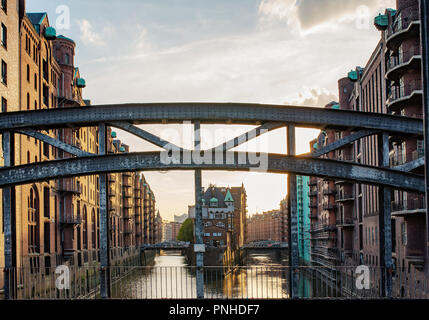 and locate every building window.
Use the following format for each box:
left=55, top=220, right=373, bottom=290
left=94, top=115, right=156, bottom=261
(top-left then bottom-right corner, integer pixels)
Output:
left=43, top=141, right=49, bottom=157
left=1, top=0, right=6, bottom=13
left=83, top=206, right=88, bottom=249
left=1, top=97, right=6, bottom=112
left=28, top=187, right=40, bottom=254
left=27, top=64, right=30, bottom=82
left=1, top=60, right=7, bottom=85
left=43, top=84, right=49, bottom=107
left=43, top=187, right=50, bottom=218
left=91, top=209, right=96, bottom=249
left=34, top=73, right=37, bottom=90
left=26, top=93, right=30, bottom=110
left=1, top=23, right=6, bottom=48
left=42, top=59, right=48, bottom=81
left=401, top=223, right=407, bottom=245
